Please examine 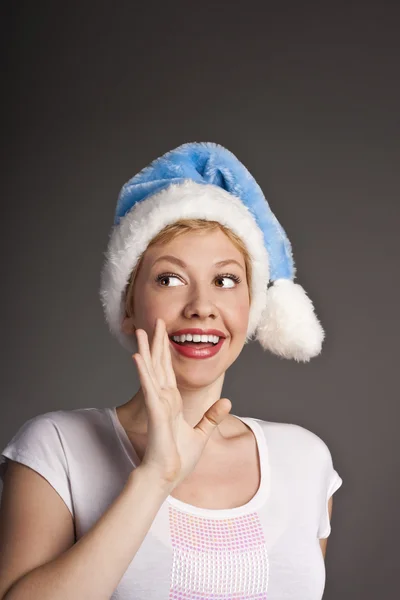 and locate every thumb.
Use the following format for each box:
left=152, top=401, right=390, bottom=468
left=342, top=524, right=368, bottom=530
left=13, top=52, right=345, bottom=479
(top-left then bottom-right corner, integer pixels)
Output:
left=194, top=398, right=232, bottom=440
